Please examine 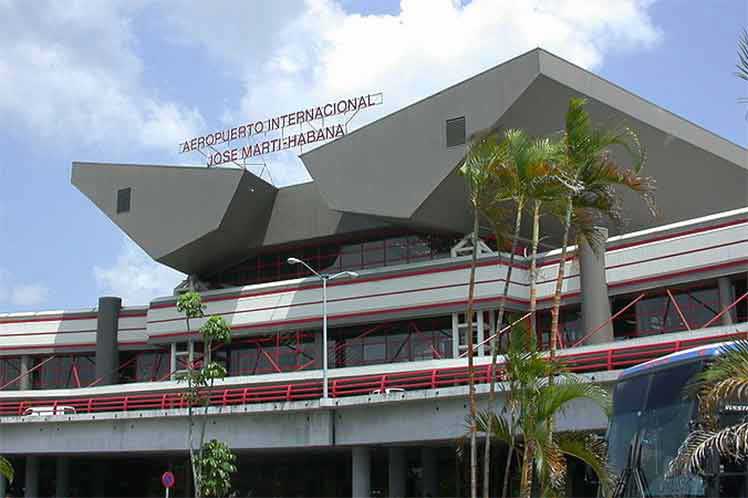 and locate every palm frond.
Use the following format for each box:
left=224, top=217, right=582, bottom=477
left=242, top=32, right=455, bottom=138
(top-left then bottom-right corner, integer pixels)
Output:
left=560, top=97, right=657, bottom=236
left=690, top=340, right=748, bottom=414
left=475, top=410, right=515, bottom=445
left=669, top=423, right=748, bottom=476
left=737, top=29, right=748, bottom=82
left=556, top=433, right=614, bottom=497
left=534, top=439, right=567, bottom=496
left=535, top=376, right=611, bottom=421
